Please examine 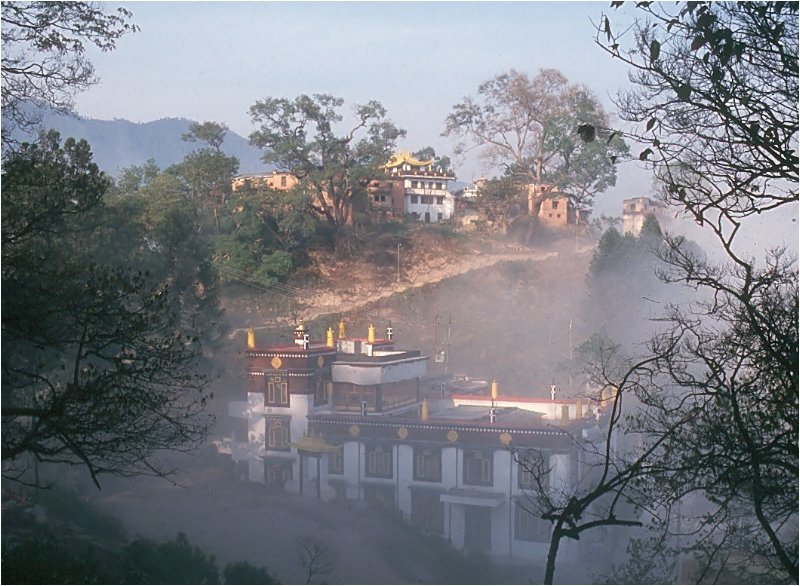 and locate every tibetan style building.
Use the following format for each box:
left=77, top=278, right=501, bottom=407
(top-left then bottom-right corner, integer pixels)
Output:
left=217, top=322, right=601, bottom=562
left=368, top=152, right=456, bottom=223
